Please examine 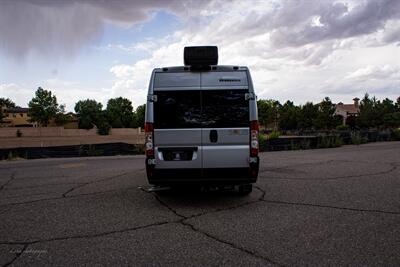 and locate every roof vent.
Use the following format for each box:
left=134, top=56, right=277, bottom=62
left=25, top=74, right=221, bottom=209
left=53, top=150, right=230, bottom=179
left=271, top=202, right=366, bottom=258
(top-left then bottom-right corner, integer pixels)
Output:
left=184, top=46, right=218, bottom=68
